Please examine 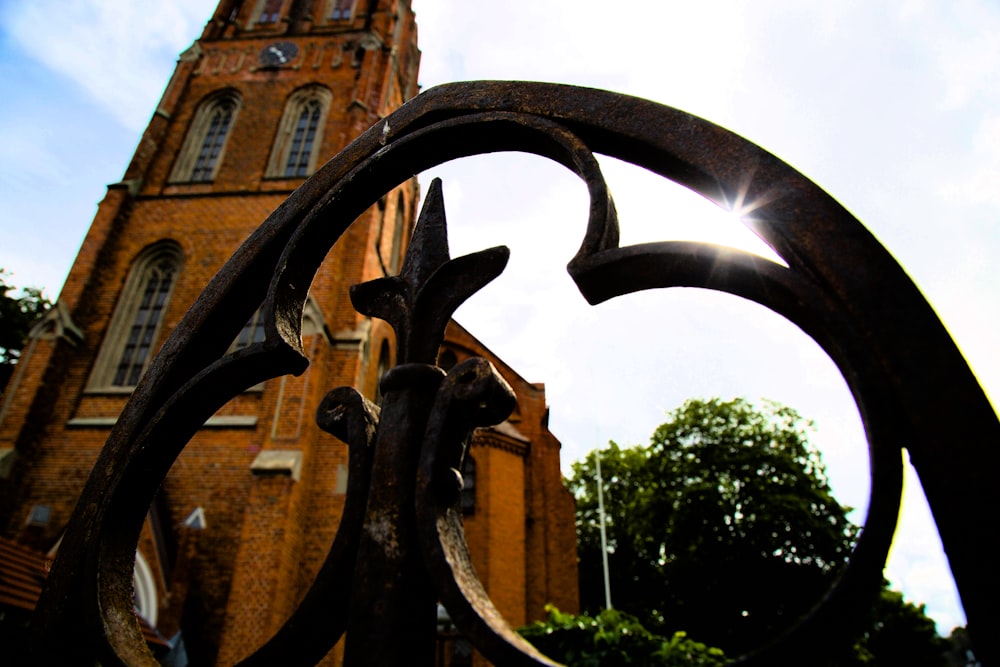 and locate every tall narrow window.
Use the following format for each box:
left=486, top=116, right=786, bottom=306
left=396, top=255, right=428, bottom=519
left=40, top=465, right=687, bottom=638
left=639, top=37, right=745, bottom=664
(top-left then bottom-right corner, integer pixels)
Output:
left=329, top=0, right=355, bottom=20
left=114, top=257, right=176, bottom=386
left=170, top=91, right=242, bottom=184
left=284, top=99, right=322, bottom=177
left=89, top=243, right=183, bottom=390
left=190, top=99, right=235, bottom=182
left=257, top=0, right=284, bottom=23
left=460, top=455, right=476, bottom=514
left=232, top=309, right=266, bottom=351
left=389, top=193, right=407, bottom=274
left=266, top=86, right=332, bottom=179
